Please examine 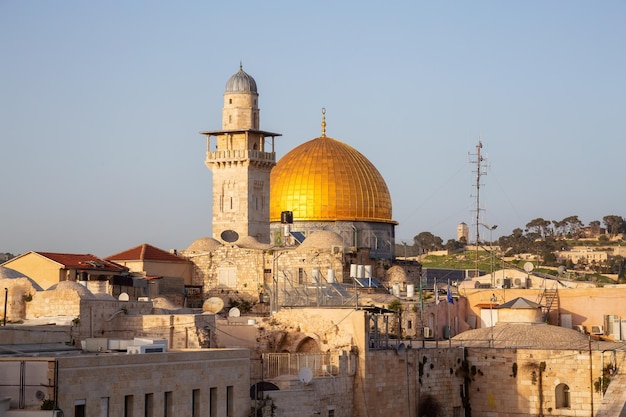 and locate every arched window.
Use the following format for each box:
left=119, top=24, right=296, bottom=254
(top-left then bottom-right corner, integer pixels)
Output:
left=555, top=383, right=570, bottom=409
